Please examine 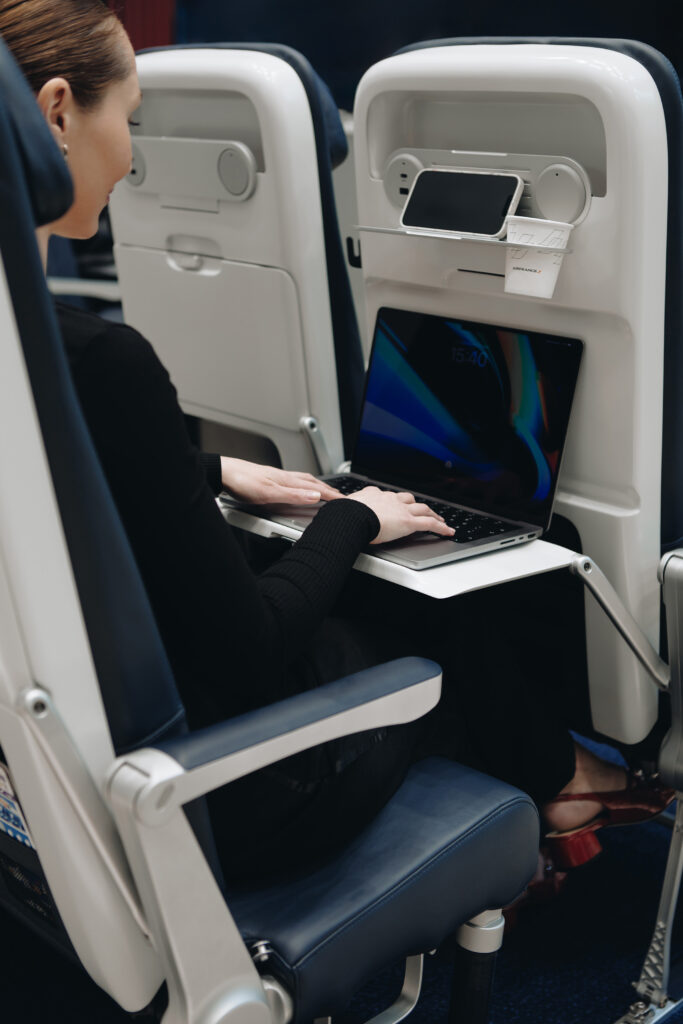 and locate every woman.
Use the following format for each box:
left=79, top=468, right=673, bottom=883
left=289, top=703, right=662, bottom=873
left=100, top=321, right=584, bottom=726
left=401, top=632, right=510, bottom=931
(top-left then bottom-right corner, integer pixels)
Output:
left=0, top=0, right=671, bottom=879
